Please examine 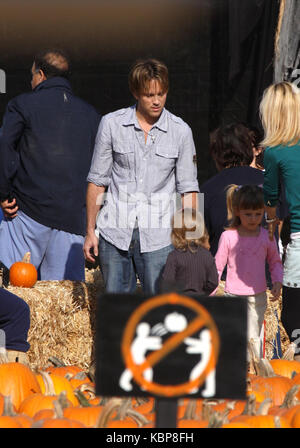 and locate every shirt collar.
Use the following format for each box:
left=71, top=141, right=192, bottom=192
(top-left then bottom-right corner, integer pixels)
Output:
left=122, top=105, right=168, bottom=132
